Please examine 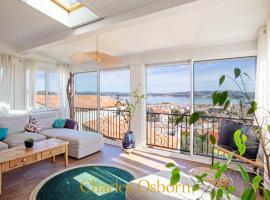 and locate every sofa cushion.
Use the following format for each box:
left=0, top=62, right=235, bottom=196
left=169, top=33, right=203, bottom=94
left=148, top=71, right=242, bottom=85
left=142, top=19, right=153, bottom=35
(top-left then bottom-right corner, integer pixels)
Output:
left=39, top=128, right=76, bottom=138
left=0, top=115, right=29, bottom=134
left=56, top=131, right=103, bottom=147
left=3, top=132, right=46, bottom=147
left=0, top=142, right=8, bottom=151
left=64, top=119, right=77, bottom=129
left=30, top=111, right=58, bottom=129
left=0, top=128, right=8, bottom=140
left=52, top=119, right=66, bottom=128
